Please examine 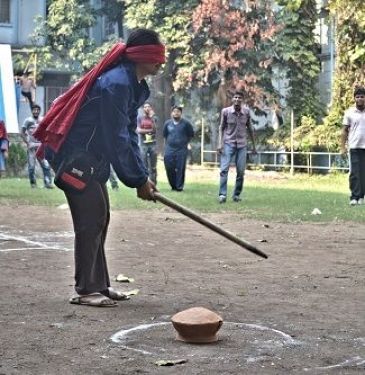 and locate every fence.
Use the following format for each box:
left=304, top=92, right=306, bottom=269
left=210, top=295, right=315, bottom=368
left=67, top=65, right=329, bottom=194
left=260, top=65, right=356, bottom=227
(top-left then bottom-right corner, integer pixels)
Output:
left=201, top=150, right=349, bottom=173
